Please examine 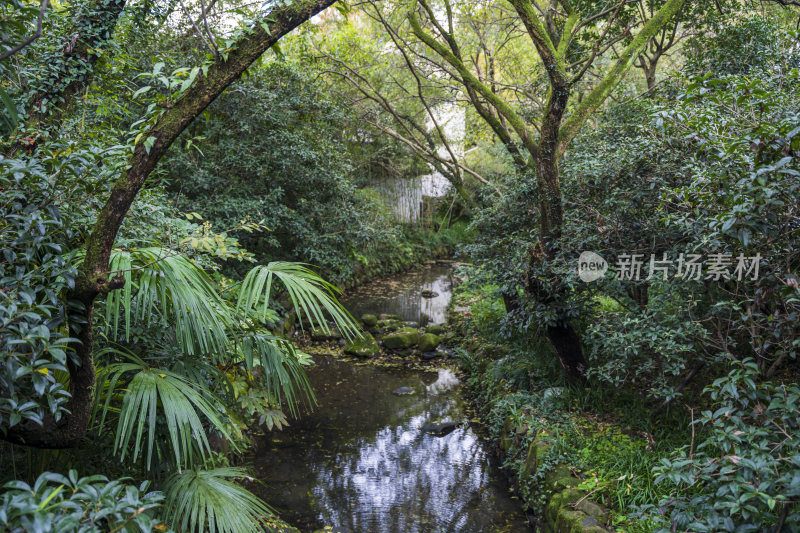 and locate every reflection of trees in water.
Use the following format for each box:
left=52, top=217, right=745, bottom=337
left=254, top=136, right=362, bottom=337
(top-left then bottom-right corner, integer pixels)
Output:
left=342, top=266, right=453, bottom=326
left=252, top=361, right=530, bottom=533
left=312, top=412, right=488, bottom=533
left=309, top=372, right=513, bottom=533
